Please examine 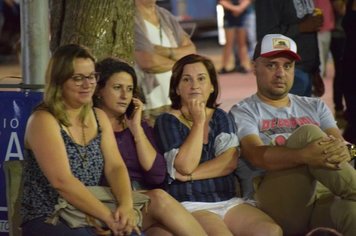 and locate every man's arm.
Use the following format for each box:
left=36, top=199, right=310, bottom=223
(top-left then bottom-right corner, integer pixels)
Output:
left=240, top=132, right=347, bottom=171
left=255, top=0, right=322, bottom=40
